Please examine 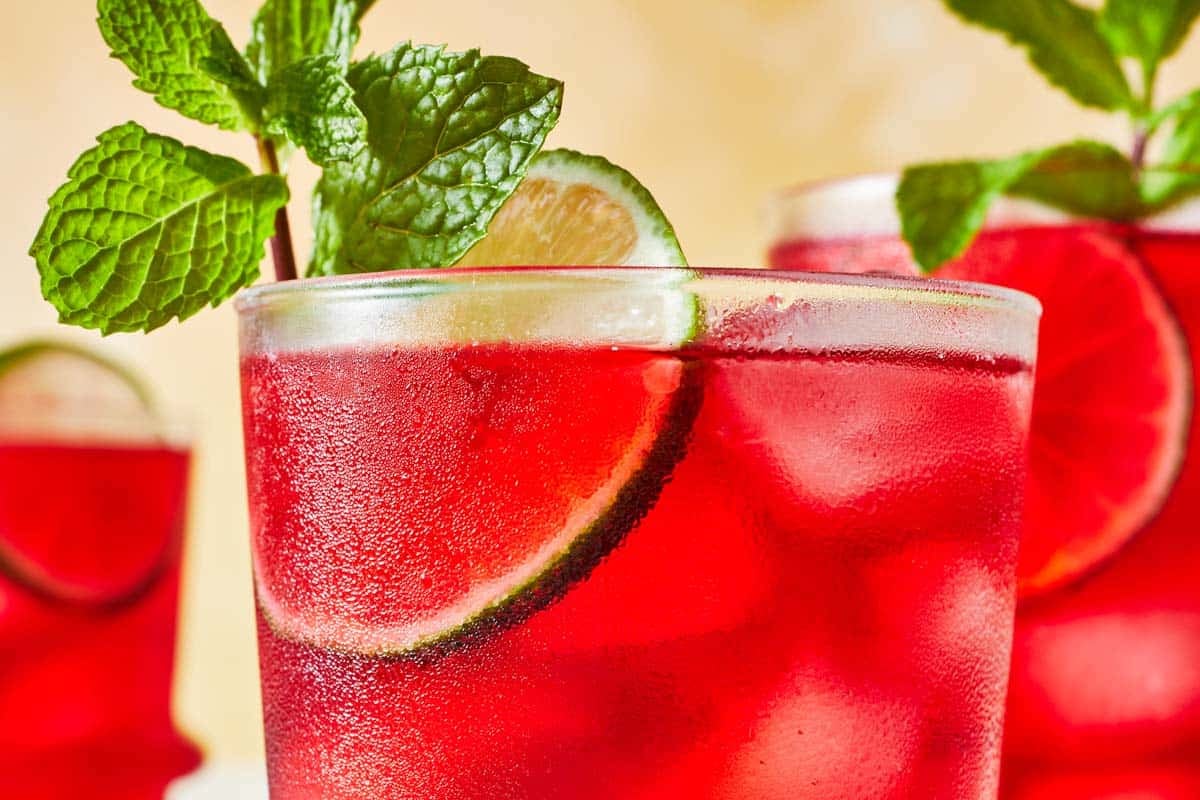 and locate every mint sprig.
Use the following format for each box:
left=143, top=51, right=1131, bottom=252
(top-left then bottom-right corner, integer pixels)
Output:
left=899, top=142, right=1142, bottom=270
left=943, top=0, right=1136, bottom=111
left=31, top=0, right=562, bottom=333
left=1099, top=0, right=1200, bottom=90
left=246, top=0, right=373, bottom=82
left=30, top=123, right=288, bottom=334
left=263, top=55, right=366, bottom=166
left=310, top=45, right=563, bottom=276
left=902, top=0, right=1200, bottom=271
left=98, top=0, right=263, bottom=131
